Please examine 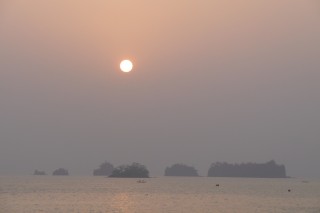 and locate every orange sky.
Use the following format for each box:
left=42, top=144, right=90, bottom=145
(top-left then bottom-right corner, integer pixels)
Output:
left=2, top=1, right=319, bottom=73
